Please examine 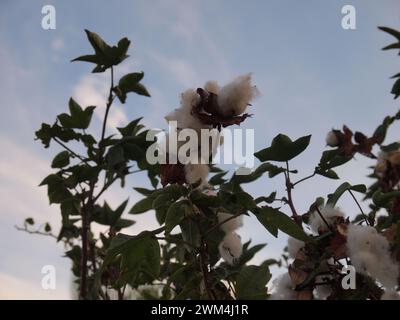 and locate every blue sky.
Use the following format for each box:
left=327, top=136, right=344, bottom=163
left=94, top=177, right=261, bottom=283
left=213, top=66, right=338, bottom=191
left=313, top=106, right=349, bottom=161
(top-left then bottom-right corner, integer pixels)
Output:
left=0, top=0, right=399, bottom=299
